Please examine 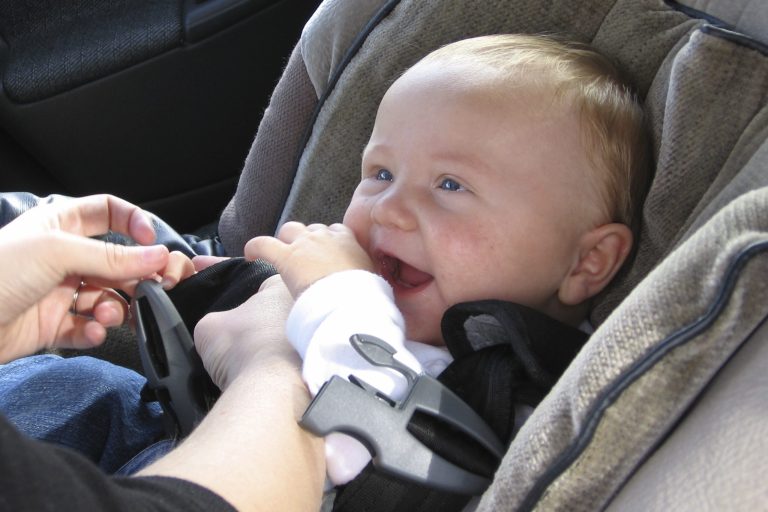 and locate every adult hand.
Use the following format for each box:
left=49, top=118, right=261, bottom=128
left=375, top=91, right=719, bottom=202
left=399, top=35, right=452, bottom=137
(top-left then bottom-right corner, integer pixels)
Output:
left=0, top=194, right=189, bottom=363
left=194, top=274, right=298, bottom=390
left=244, top=222, right=375, bottom=298
left=147, top=274, right=323, bottom=512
